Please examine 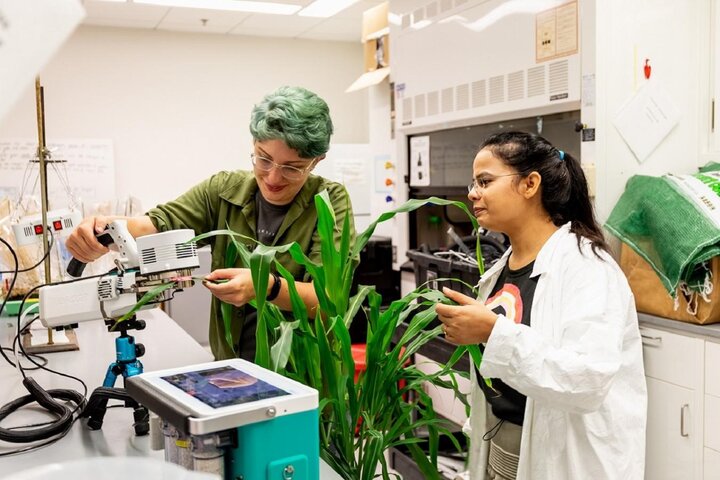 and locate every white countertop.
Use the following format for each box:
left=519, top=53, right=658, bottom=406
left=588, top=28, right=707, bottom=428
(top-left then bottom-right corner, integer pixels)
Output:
left=0, top=308, right=340, bottom=479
